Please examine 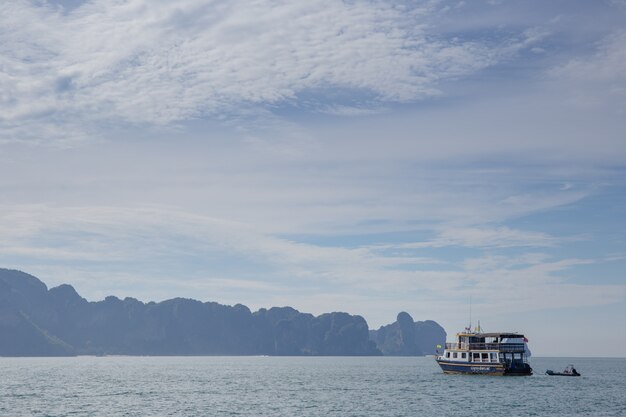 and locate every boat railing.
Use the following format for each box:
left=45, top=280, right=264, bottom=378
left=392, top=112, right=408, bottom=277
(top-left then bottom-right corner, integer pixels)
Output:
left=445, top=342, right=525, bottom=352
left=467, top=356, right=530, bottom=364
left=469, top=357, right=500, bottom=363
